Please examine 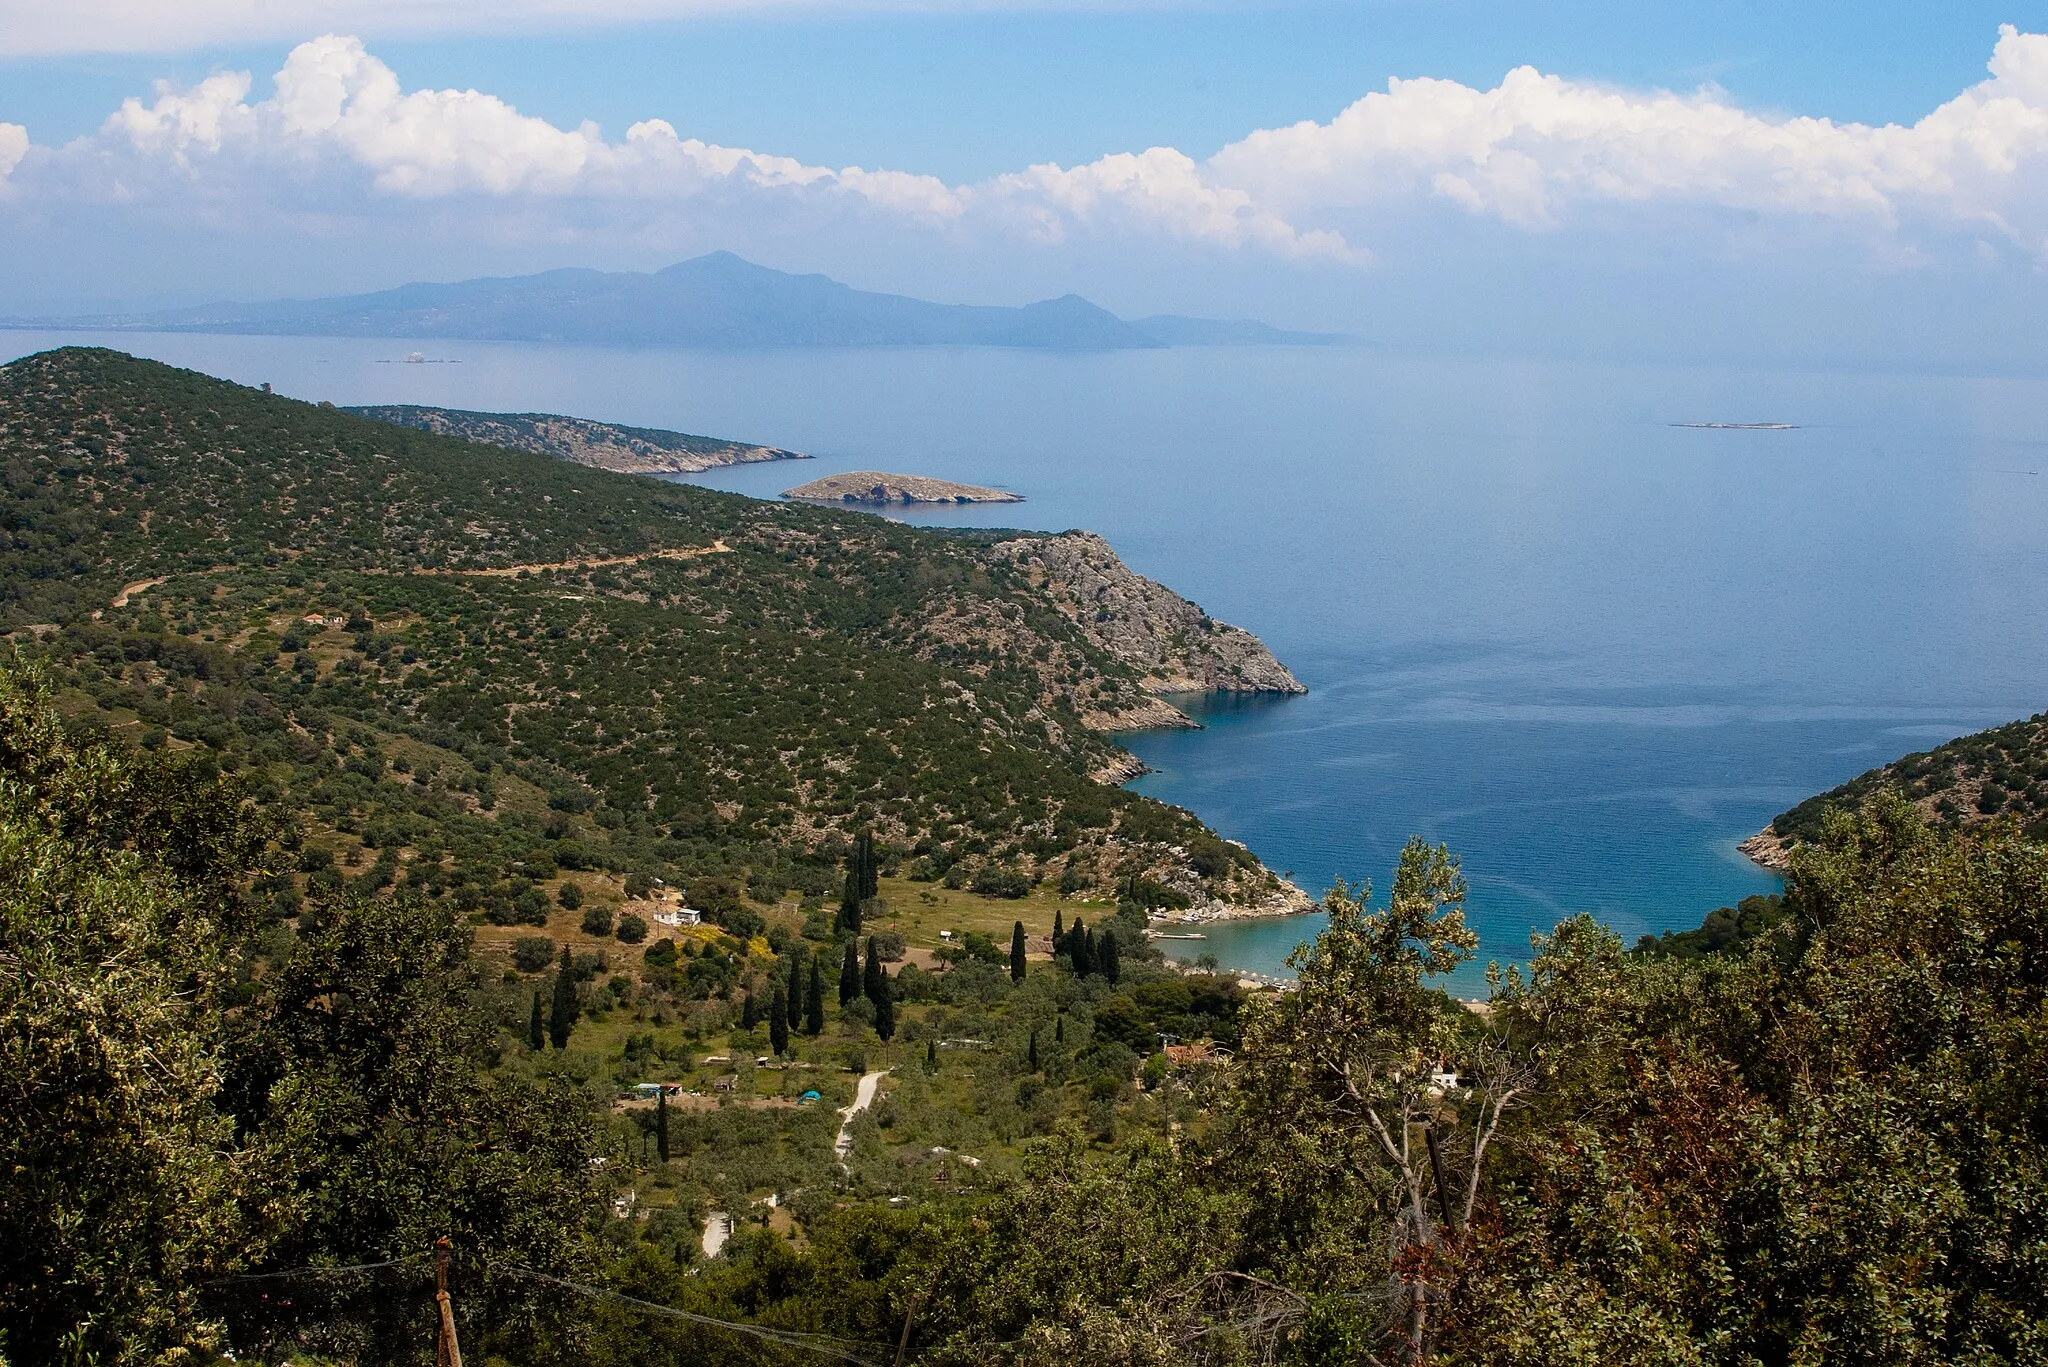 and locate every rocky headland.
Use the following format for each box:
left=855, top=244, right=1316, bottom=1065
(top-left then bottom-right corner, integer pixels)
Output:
left=786, top=472, right=1023, bottom=505
left=988, top=530, right=1305, bottom=727
left=347, top=404, right=807, bottom=475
